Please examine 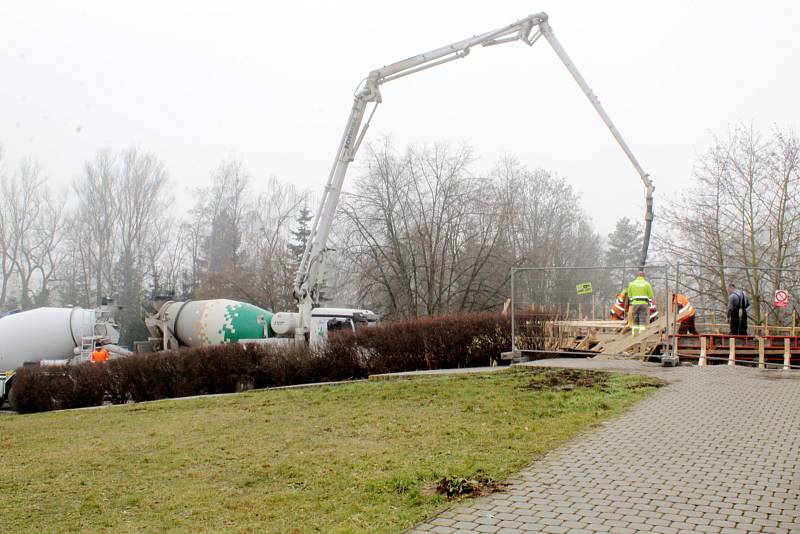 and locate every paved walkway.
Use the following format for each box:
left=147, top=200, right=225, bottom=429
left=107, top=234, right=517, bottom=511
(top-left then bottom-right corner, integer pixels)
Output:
left=412, top=360, right=800, bottom=533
